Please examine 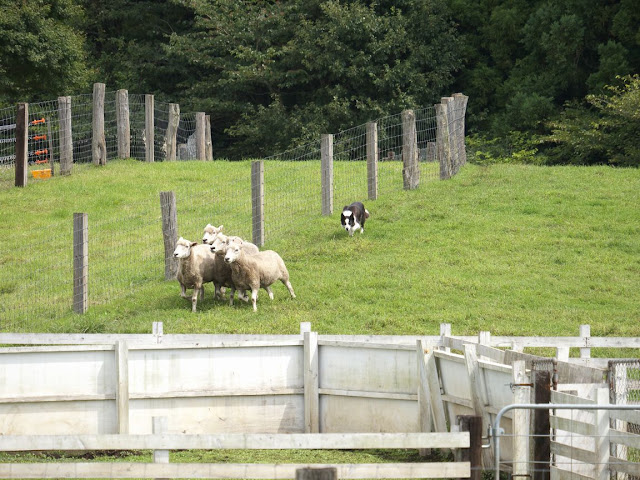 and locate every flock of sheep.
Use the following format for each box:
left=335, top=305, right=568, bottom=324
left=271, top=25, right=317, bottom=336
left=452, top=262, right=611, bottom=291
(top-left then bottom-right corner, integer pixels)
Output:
left=173, top=224, right=296, bottom=312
